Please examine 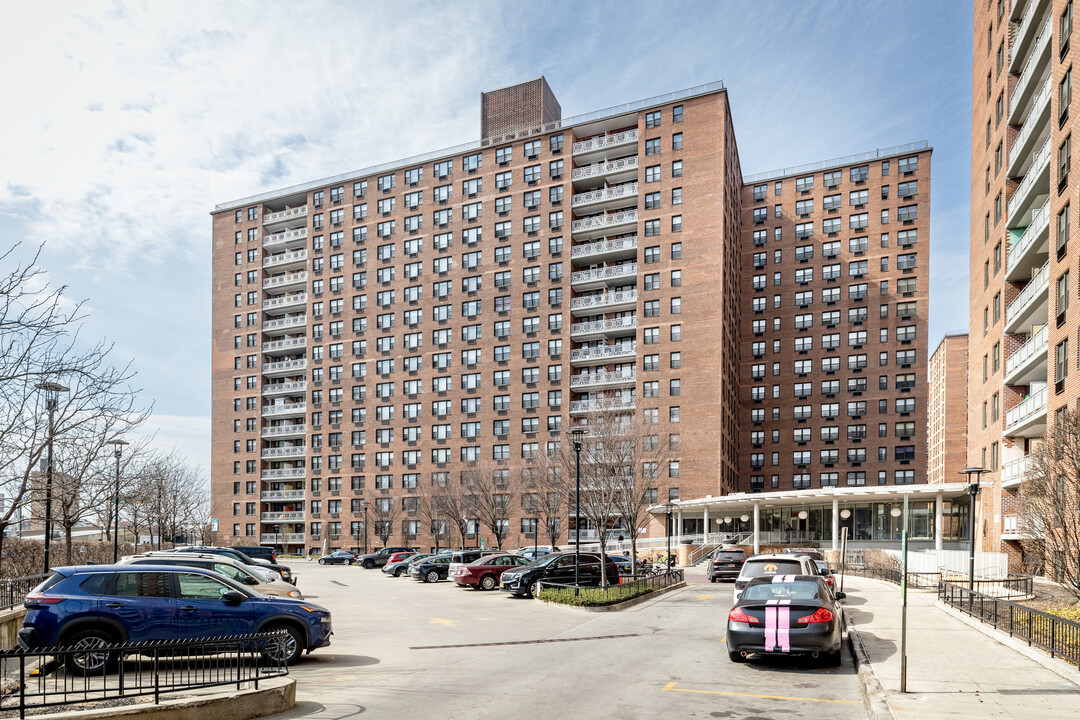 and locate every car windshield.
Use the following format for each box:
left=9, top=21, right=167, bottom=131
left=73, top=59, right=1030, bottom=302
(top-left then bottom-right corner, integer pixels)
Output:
left=741, top=559, right=804, bottom=578
left=716, top=551, right=746, bottom=560
left=531, top=553, right=562, bottom=568
left=742, top=581, right=821, bottom=602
